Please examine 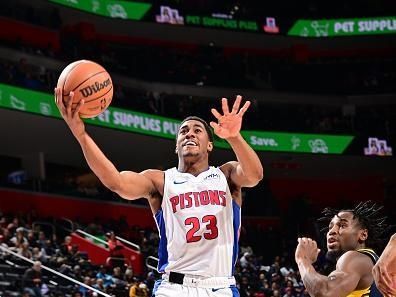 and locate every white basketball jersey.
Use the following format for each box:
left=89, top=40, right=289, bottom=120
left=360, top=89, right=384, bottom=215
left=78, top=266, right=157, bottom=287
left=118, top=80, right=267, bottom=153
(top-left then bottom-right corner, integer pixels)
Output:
left=154, top=166, right=241, bottom=277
